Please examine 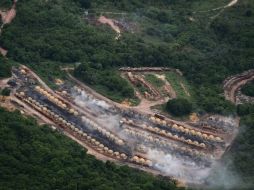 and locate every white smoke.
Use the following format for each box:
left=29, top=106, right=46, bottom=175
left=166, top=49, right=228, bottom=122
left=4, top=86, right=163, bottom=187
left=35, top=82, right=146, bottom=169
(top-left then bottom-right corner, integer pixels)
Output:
left=146, top=149, right=212, bottom=184
left=205, top=160, right=242, bottom=190
left=96, top=114, right=121, bottom=131
left=72, top=88, right=111, bottom=111
left=70, top=86, right=242, bottom=188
